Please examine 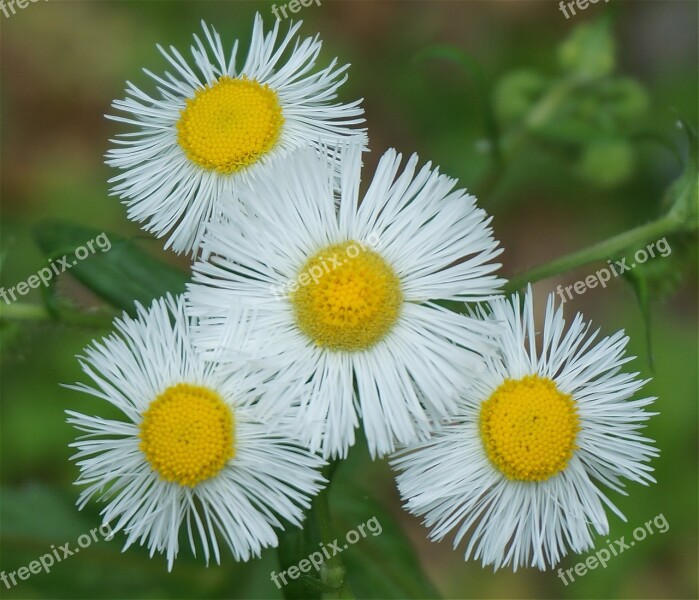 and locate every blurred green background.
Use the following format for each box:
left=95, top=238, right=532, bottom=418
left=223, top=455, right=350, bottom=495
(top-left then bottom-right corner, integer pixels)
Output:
left=1, top=1, right=697, bottom=599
